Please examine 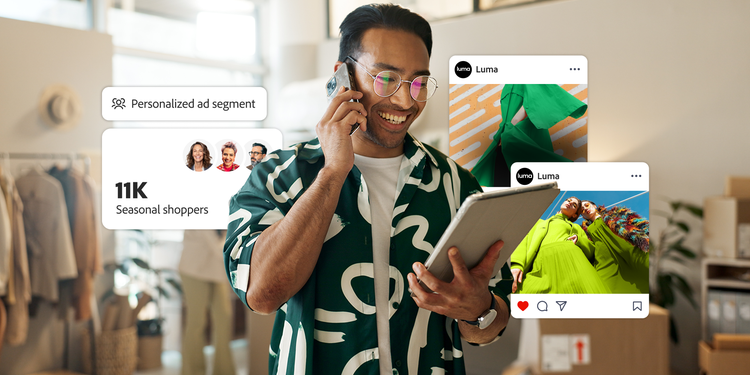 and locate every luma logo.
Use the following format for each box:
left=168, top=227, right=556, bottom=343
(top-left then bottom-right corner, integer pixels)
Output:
left=516, top=168, right=533, bottom=185
left=455, top=61, right=472, bottom=78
